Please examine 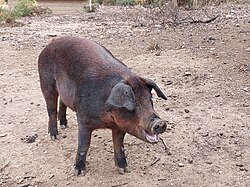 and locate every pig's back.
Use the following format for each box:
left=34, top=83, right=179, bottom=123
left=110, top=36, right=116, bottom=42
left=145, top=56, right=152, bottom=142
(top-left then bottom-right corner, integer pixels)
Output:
left=43, top=37, right=131, bottom=82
